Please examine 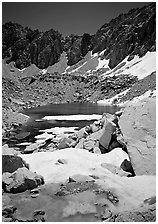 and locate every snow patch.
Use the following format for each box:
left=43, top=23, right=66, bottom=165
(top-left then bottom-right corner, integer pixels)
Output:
left=98, top=49, right=107, bottom=56
left=71, top=62, right=87, bottom=73
left=95, top=58, right=110, bottom=70
left=65, top=66, right=70, bottom=71
left=41, top=69, right=47, bottom=74
left=122, top=52, right=156, bottom=79
left=97, top=88, right=130, bottom=106
left=43, top=126, right=78, bottom=133
left=34, top=127, right=78, bottom=144
left=17, top=68, right=27, bottom=73
left=101, top=51, right=156, bottom=80
left=41, top=114, right=102, bottom=121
